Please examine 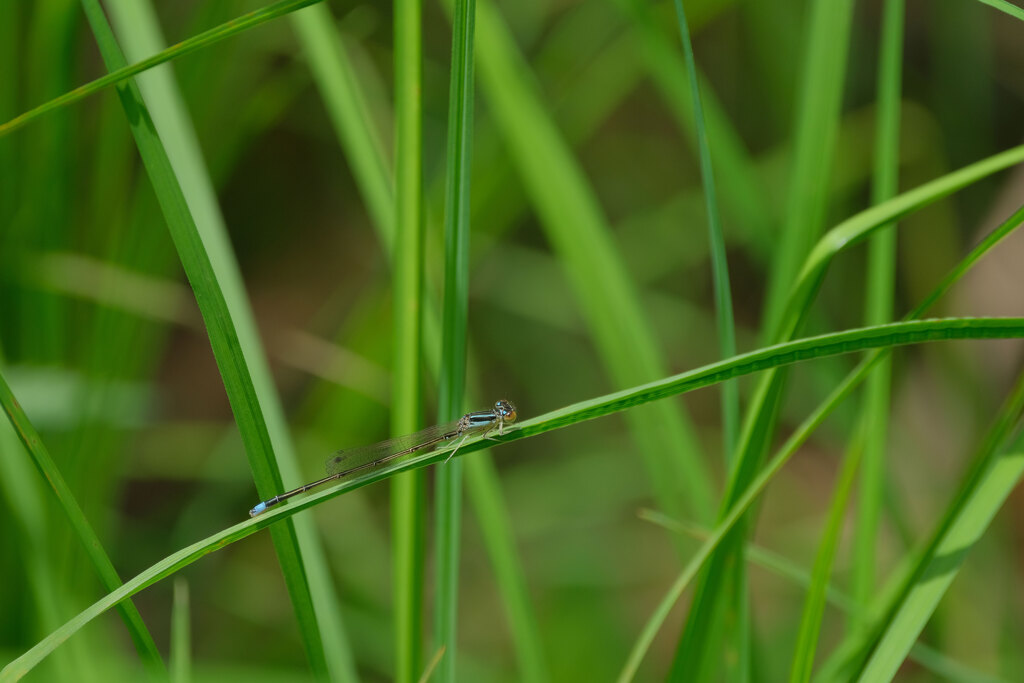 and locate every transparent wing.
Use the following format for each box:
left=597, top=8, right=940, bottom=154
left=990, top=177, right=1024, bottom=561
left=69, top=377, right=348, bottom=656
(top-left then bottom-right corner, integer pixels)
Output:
left=324, top=420, right=464, bottom=476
